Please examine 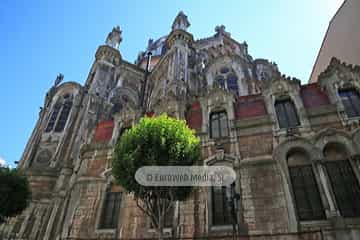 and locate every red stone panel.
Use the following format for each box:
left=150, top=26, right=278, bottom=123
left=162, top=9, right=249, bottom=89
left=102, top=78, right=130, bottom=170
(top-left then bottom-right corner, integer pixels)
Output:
left=301, top=83, right=330, bottom=108
left=235, top=94, right=267, bottom=119
left=186, top=101, right=202, bottom=129
left=94, top=120, right=114, bottom=142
